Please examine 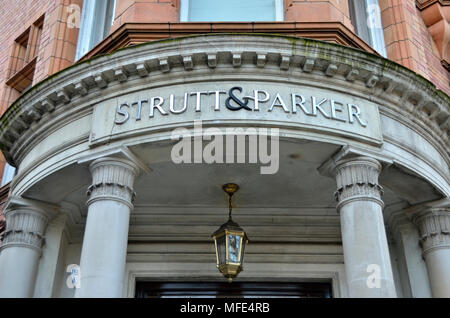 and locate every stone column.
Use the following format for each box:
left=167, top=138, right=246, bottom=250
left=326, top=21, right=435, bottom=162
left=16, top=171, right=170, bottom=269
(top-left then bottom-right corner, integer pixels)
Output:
left=333, top=156, right=396, bottom=297
left=413, top=207, right=450, bottom=298
left=386, top=210, right=431, bottom=297
left=0, top=202, right=51, bottom=297
left=75, top=157, right=139, bottom=298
